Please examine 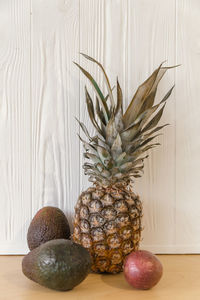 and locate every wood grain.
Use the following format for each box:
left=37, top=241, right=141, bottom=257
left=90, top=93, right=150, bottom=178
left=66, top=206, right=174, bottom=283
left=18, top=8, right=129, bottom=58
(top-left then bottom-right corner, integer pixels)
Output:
left=127, top=0, right=177, bottom=252
left=31, top=0, right=80, bottom=230
left=175, top=0, right=200, bottom=250
left=79, top=0, right=105, bottom=191
left=0, top=0, right=31, bottom=254
left=1, top=255, right=200, bottom=300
